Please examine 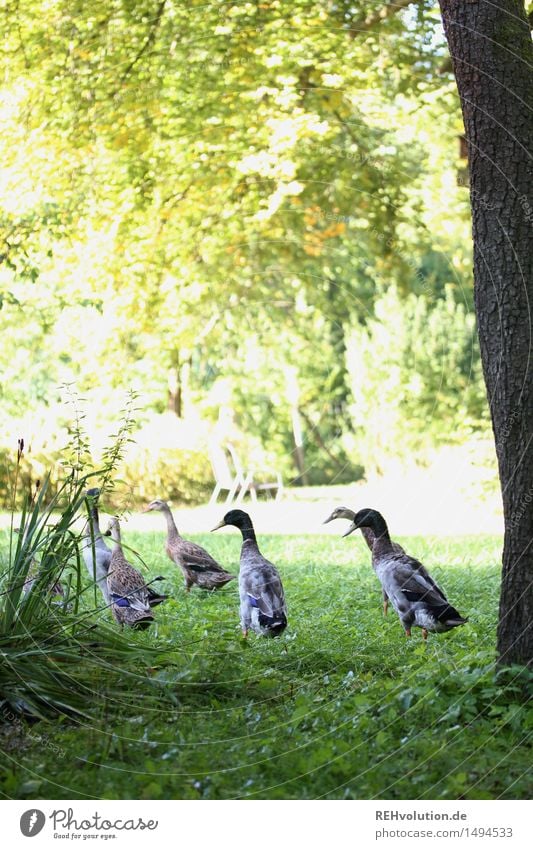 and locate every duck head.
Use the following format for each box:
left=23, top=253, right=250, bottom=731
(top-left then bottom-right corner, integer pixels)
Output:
left=341, top=508, right=389, bottom=539
left=211, top=509, right=254, bottom=535
left=323, top=506, right=356, bottom=525
left=143, top=499, right=169, bottom=513
left=104, top=516, right=121, bottom=541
